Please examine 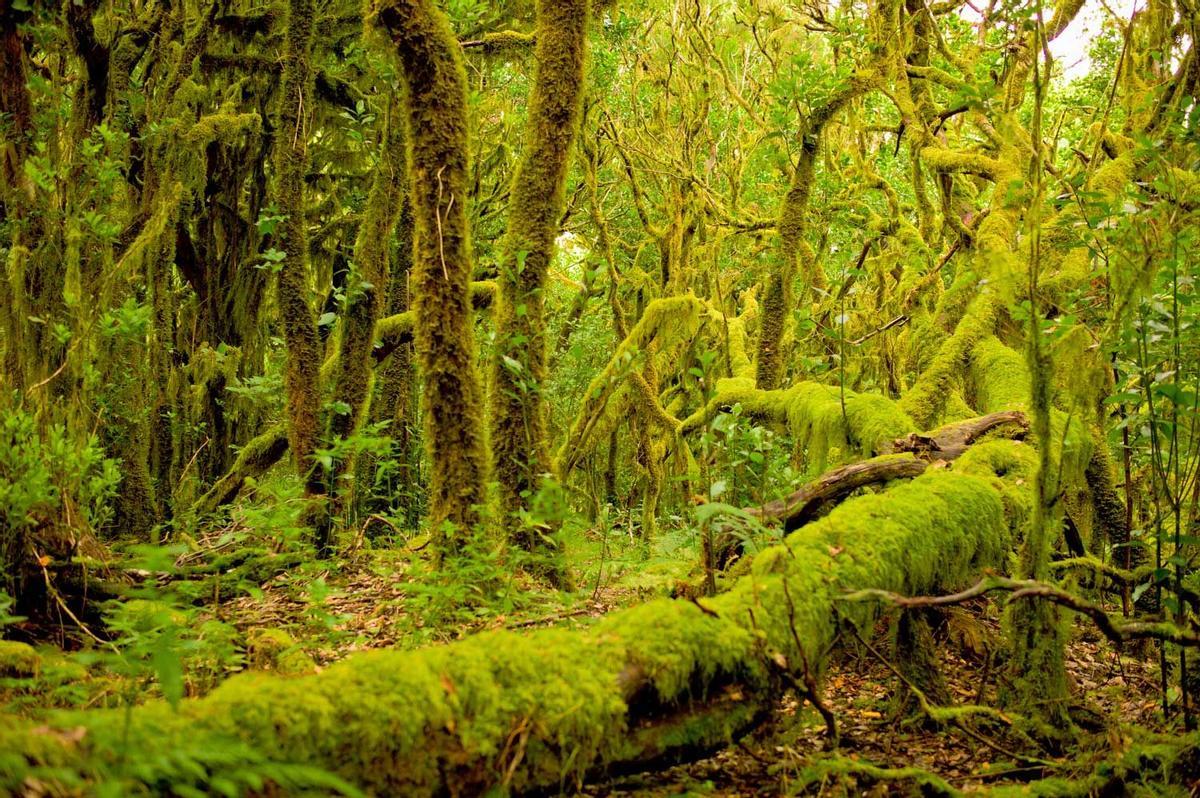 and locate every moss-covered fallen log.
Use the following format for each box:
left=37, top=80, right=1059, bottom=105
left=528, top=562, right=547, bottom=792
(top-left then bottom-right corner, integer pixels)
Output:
left=1, top=468, right=1013, bottom=796
left=890, top=410, right=1028, bottom=461
left=747, top=452, right=928, bottom=532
